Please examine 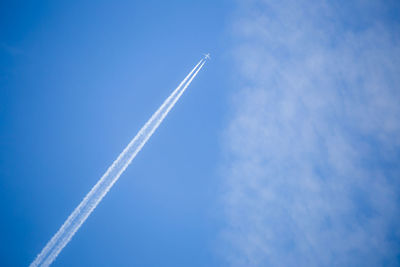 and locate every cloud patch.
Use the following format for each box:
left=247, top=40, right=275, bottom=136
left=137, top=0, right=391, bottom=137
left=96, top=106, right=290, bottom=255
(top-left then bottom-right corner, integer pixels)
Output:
left=222, top=1, right=400, bottom=266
